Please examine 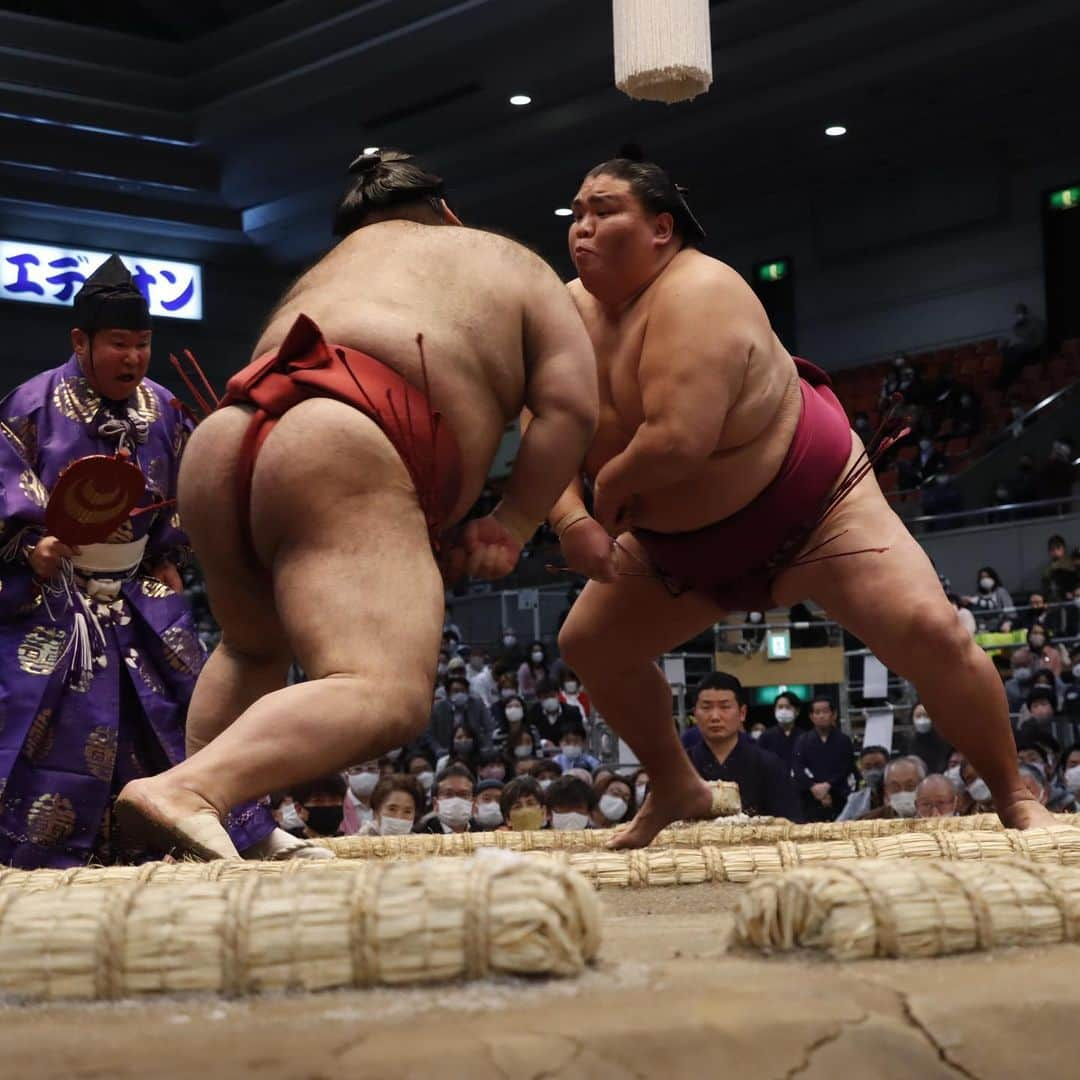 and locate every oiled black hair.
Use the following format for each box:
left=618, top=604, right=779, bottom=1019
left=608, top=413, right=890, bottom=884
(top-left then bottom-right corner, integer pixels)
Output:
left=333, top=148, right=447, bottom=237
